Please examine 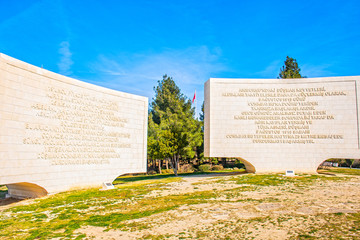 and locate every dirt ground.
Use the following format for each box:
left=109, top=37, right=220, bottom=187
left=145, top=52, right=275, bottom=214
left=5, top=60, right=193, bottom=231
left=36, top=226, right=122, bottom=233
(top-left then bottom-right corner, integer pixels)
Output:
left=72, top=172, right=360, bottom=239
